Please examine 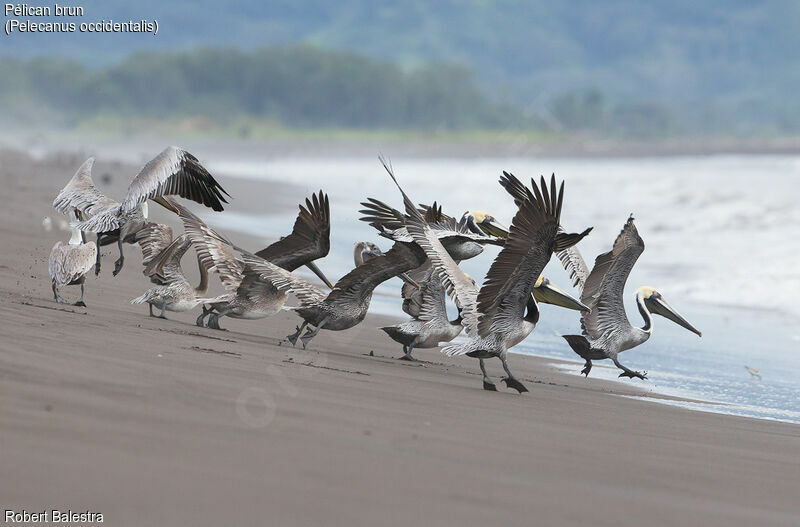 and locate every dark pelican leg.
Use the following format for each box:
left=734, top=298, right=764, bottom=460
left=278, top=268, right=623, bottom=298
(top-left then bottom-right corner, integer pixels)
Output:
left=480, top=359, right=497, bottom=391
left=286, top=321, right=308, bottom=347
left=112, top=238, right=125, bottom=276
left=52, top=280, right=67, bottom=304
left=500, top=356, right=528, bottom=393
left=196, top=305, right=212, bottom=327
left=398, top=344, right=416, bottom=361
left=94, top=234, right=103, bottom=275
left=300, top=318, right=327, bottom=350
left=148, top=304, right=154, bottom=317
left=73, top=282, right=87, bottom=307
left=612, top=357, right=647, bottom=380
left=207, top=307, right=231, bottom=330
left=581, top=359, right=593, bottom=377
